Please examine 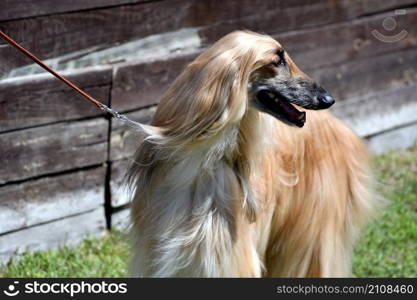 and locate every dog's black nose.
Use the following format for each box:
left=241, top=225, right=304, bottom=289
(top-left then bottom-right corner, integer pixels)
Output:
left=317, top=94, right=335, bottom=109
